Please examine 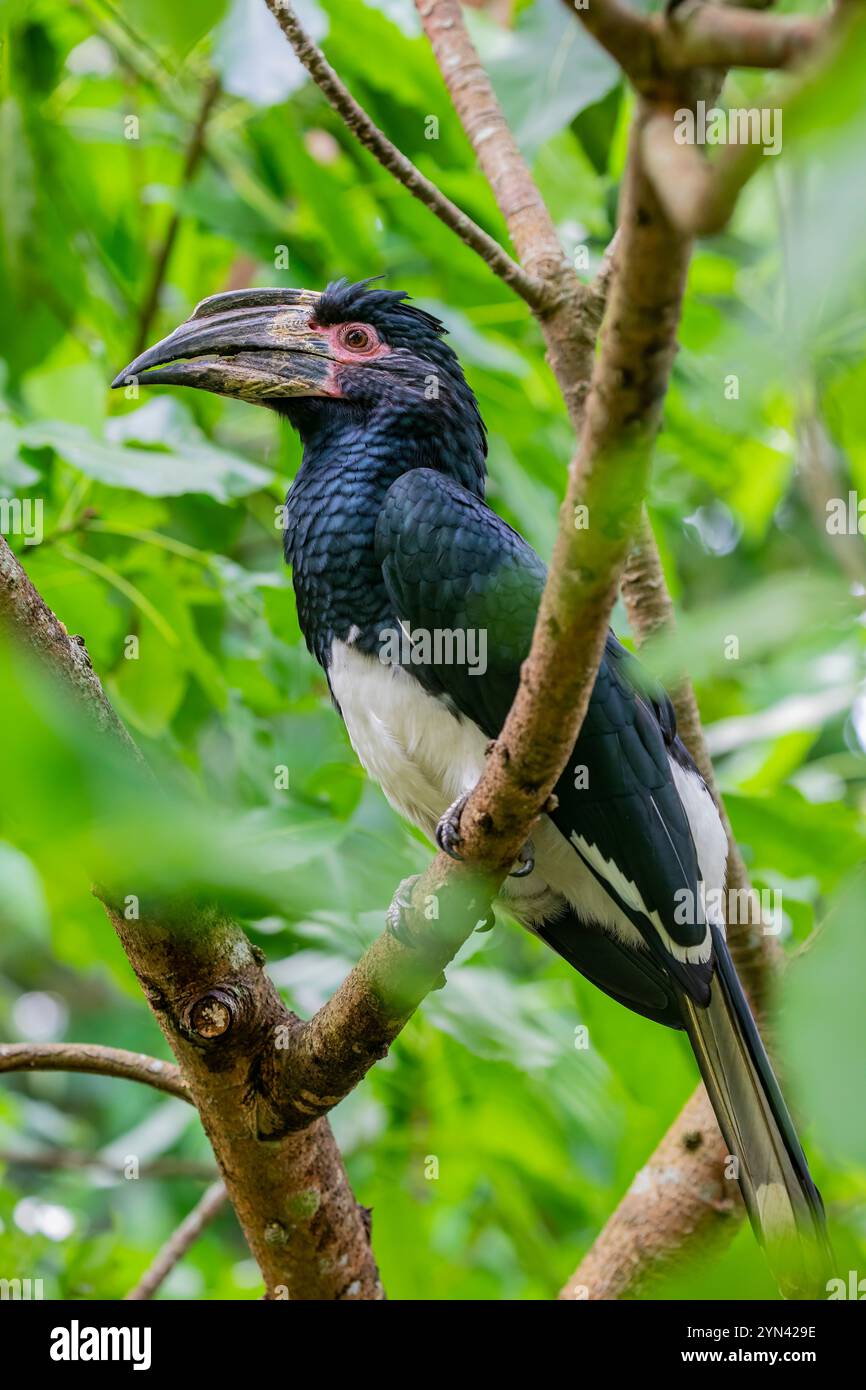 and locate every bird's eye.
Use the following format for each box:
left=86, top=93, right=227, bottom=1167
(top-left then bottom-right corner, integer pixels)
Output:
left=338, top=323, right=377, bottom=353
